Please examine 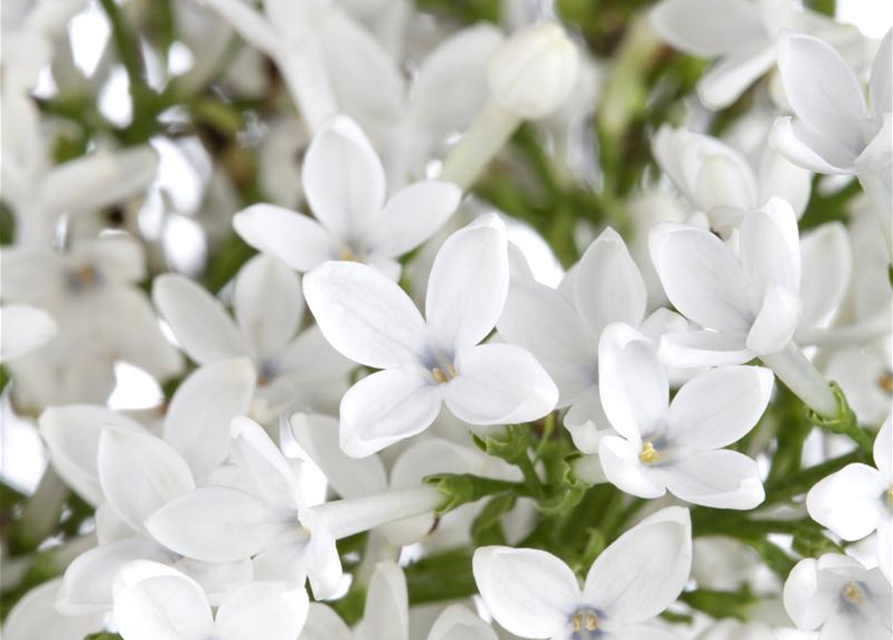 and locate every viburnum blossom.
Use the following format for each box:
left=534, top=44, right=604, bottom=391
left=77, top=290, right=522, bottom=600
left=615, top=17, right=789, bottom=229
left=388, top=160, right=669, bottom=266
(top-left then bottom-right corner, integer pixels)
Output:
left=2, top=2, right=892, bottom=640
